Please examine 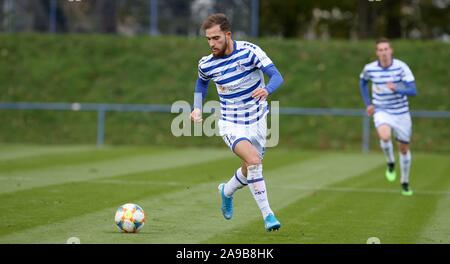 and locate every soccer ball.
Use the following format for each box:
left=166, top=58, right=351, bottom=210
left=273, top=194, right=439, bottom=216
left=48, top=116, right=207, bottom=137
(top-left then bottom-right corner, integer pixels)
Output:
left=114, top=203, right=145, bottom=233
